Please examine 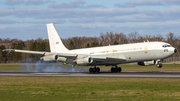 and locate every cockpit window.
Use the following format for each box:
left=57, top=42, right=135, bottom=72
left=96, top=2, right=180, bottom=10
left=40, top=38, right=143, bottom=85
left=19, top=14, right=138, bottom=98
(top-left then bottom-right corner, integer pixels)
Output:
left=162, top=44, right=172, bottom=48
